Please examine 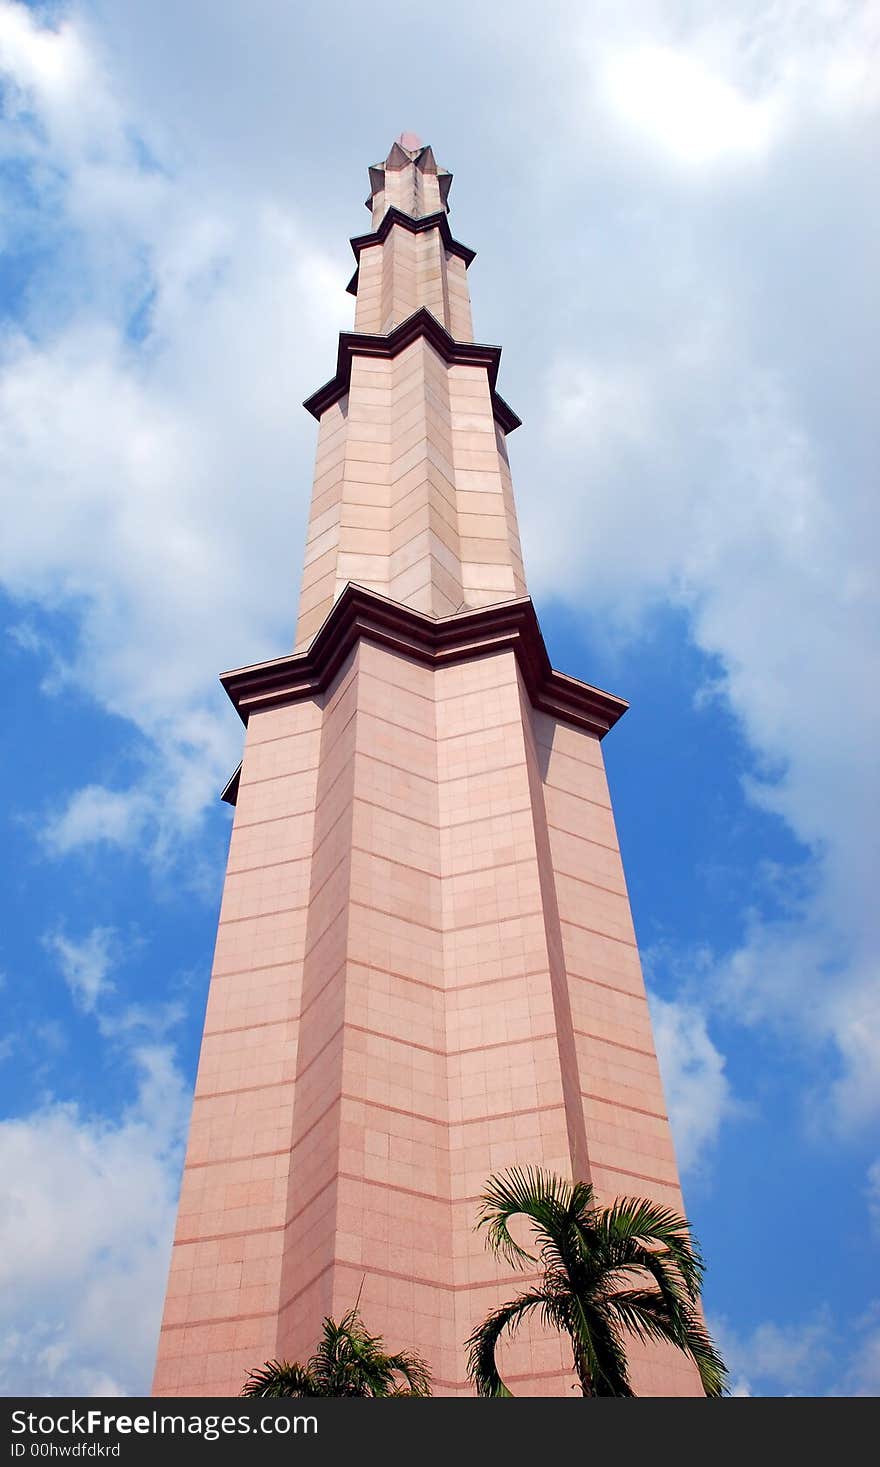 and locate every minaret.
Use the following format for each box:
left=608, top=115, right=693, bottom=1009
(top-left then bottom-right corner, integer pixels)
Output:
left=153, top=137, right=702, bottom=1398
